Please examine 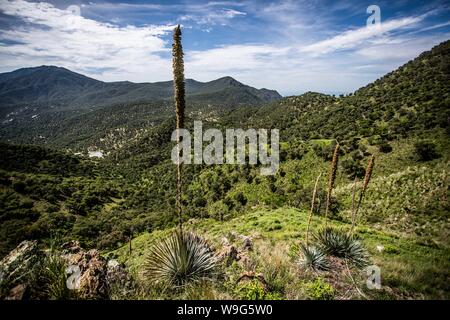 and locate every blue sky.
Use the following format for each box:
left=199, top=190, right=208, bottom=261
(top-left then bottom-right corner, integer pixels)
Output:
left=0, top=0, right=449, bottom=95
